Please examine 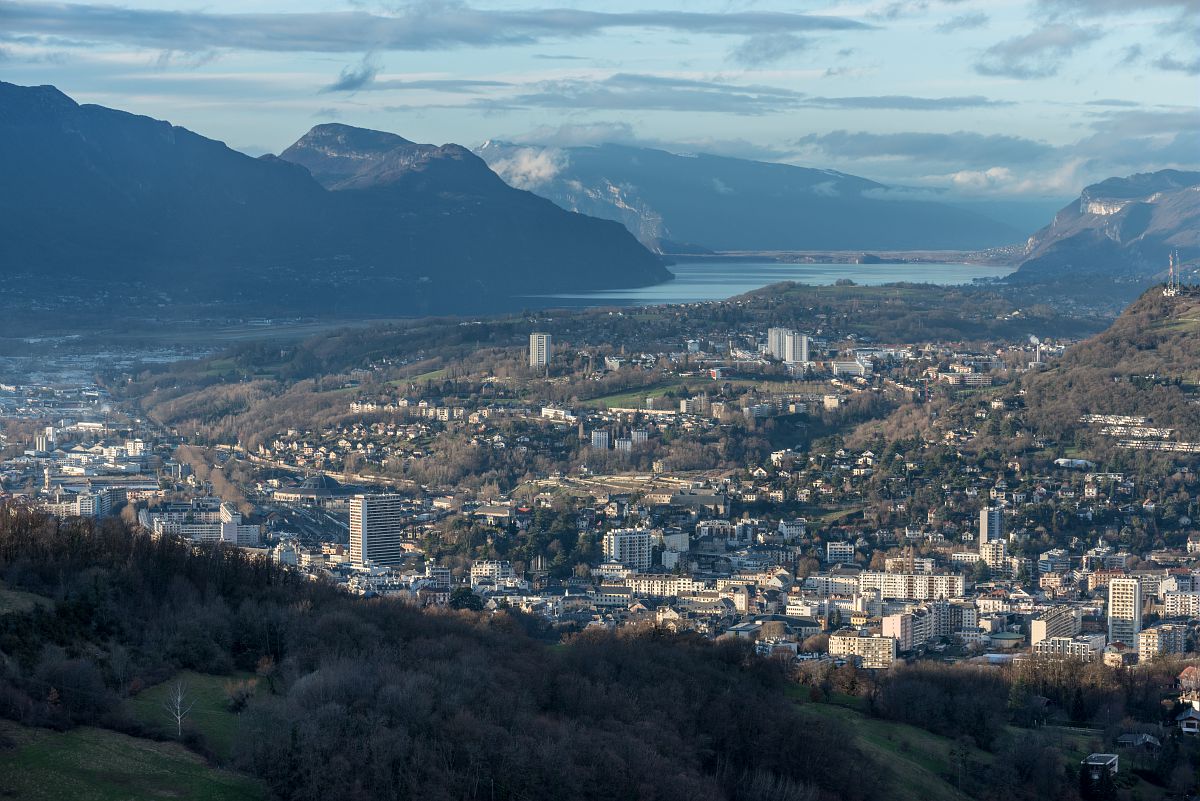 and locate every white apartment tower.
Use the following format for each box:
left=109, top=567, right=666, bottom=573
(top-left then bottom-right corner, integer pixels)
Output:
left=529, top=332, right=553, bottom=369
left=1108, top=577, right=1143, bottom=646
left=766, top=327, right=790, bottom=360
left=350, top=494, right=407, bottom=567
left=979, top=506, right=1003, bottom=545
left=602, top=528, right=652, bottom=571
left=783, top=332, right=810, bottom=365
